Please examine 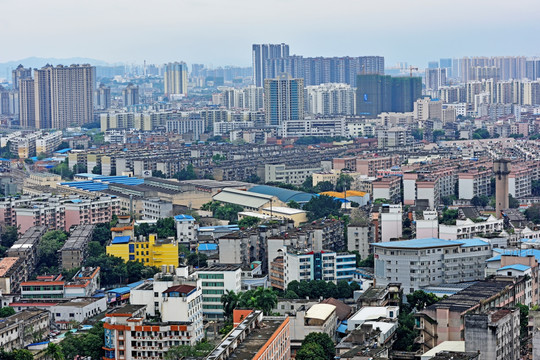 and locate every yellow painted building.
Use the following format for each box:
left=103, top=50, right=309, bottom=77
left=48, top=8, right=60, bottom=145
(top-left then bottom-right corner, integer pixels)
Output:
left=106, top=234, right=179, bottom=267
